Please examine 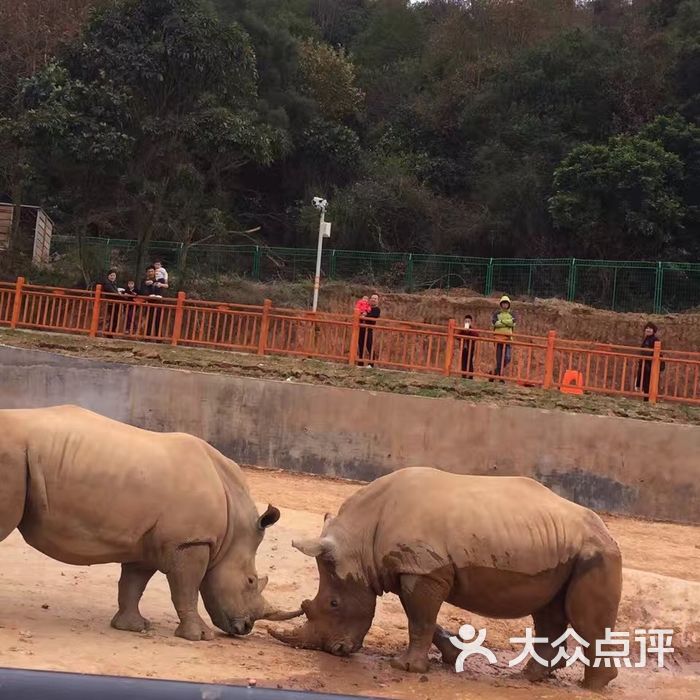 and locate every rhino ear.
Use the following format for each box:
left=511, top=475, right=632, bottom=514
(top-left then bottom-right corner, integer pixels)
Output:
left=292, top=536, right=335, bottom=560
left=258, top=504, right=281, bottom=530
left=323, top=512, right=334, bottom=523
